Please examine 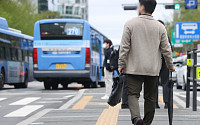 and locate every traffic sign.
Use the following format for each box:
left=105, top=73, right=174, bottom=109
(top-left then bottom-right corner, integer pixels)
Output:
left=185, top=0, right=198, bottom=9
left=196, top=67, right=200, bottom=79
left=172, top=30, right=193, bottom=44
left=187, top=59, right=194, bottom=66
left=175, top=22, right=200, bottom=40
